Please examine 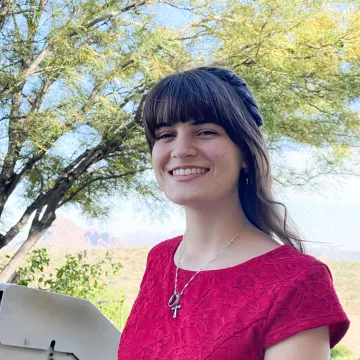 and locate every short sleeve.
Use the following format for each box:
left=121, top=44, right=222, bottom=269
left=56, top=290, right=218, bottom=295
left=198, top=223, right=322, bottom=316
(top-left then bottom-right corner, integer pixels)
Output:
left=263, top=263, right=350, bottom=349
